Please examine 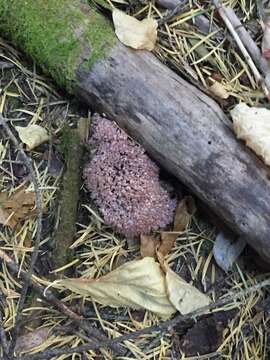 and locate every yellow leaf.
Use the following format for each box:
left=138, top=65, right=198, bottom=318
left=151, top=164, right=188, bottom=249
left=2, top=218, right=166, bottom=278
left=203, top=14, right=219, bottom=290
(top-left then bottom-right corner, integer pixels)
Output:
left=165, top=266, right=211, bottom=315
left=15, top=124, right=49, bottom=150
left=57, top=257, right=176, bottom=319
left=209, top=81, right=229, bottom=99
left=112, top=9, right=158, bottom=51
left=231, top=103, right=270, bottom=166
